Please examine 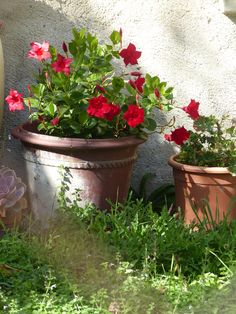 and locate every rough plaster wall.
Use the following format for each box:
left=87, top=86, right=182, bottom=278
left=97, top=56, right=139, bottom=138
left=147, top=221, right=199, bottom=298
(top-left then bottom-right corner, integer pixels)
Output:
left=0, top=0, right=236, bottom=191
